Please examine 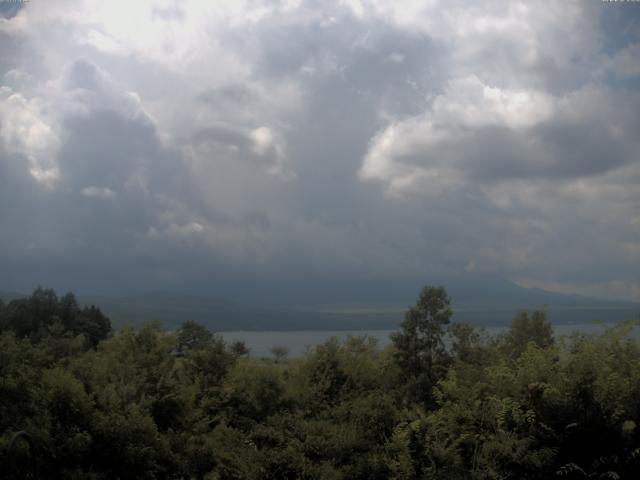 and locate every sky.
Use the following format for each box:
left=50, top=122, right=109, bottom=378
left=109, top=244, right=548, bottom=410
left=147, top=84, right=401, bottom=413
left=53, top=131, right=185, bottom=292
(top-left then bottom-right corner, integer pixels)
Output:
left=0, top=0, right=639, bottom=305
